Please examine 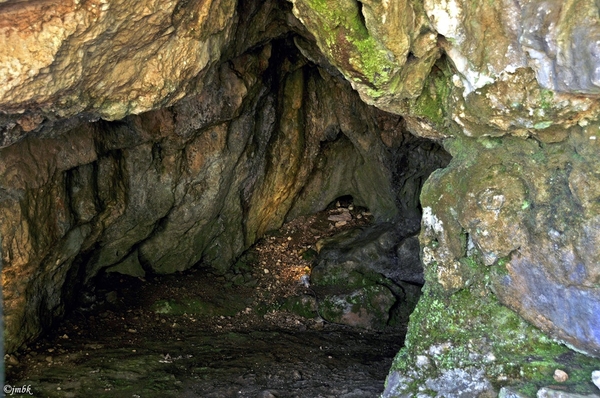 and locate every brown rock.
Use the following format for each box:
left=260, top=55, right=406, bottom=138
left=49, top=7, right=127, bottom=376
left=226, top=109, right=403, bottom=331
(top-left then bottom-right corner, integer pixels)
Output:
left=553, top=369, right=569, bottom=382
left=0, top=0, right=236, bottom=120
